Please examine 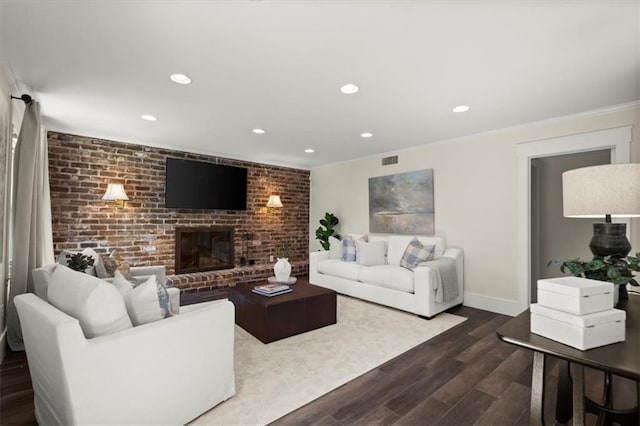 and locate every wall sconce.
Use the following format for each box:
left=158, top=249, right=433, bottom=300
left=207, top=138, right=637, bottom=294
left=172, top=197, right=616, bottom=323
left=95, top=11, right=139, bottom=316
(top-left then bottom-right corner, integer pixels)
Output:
left=102, top=183, right=130, bottom=208
left=266, top=195, right=283, bottom=208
